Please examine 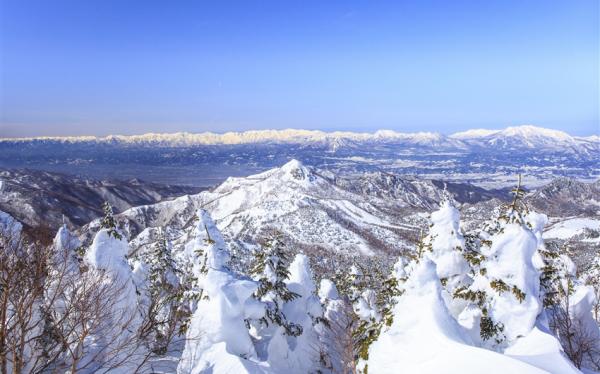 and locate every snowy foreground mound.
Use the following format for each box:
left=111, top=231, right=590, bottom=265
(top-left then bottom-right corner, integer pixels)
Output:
left=367, top=197, right=598, bottom=374
left=369, top=259, right=577, bottom=374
